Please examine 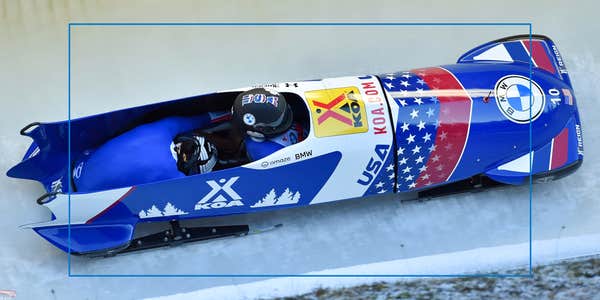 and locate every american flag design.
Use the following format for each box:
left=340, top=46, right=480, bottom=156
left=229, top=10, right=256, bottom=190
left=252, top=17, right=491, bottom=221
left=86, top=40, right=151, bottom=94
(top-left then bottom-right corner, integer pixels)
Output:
left=460, top=38, right=564, bottom=78
left=522, top=40, right=557, bottom=75
left=380, top=67, right=473, bottom=192
left=562, top=88, right=574, bottom=105
left=549, top=127, right=569, bottom=170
